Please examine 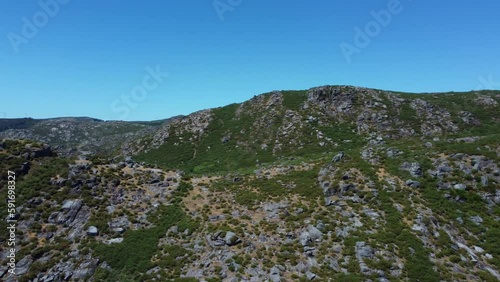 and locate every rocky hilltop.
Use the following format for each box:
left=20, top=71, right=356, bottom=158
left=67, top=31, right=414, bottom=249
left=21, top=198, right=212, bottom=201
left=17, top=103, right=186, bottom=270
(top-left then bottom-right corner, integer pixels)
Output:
left=128, top=86, right=499, bottom=172
left=0, top=86, right=499, bottom=281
